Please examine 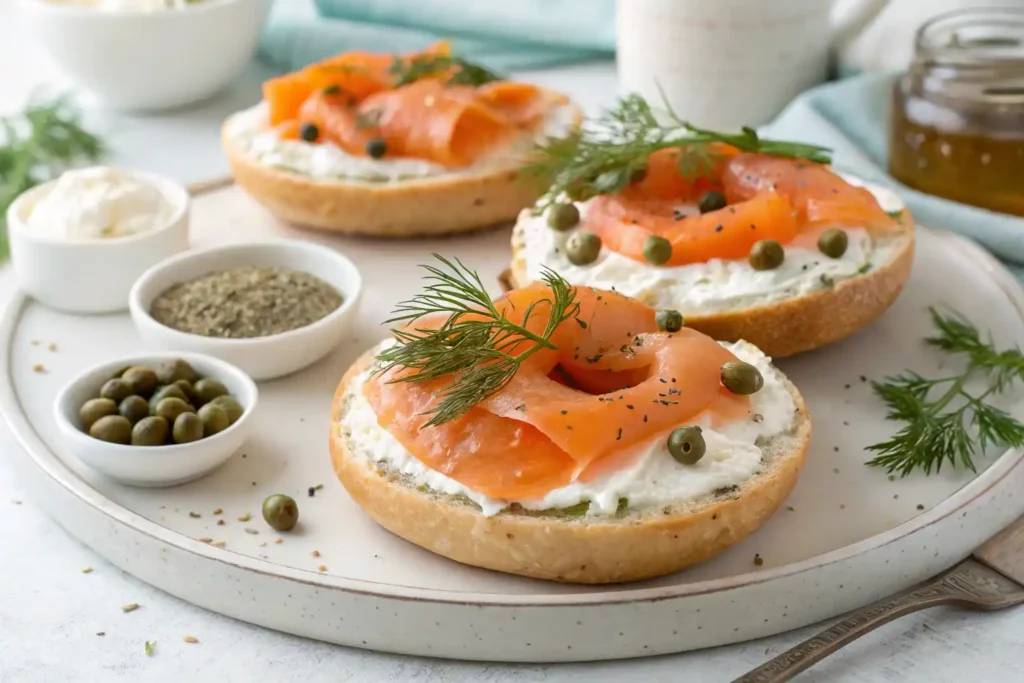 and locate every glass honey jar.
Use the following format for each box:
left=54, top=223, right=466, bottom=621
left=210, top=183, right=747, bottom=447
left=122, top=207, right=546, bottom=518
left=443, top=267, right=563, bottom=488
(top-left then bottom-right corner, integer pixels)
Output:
left=889, top=8, right=1024, bottom=217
